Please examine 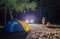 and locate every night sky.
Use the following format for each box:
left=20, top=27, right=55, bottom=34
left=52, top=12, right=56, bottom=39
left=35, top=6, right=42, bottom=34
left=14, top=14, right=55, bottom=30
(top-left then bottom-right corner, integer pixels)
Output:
left=0, top=0, right=60, bottom=25
left=40, top=0, right=60, bottom=24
